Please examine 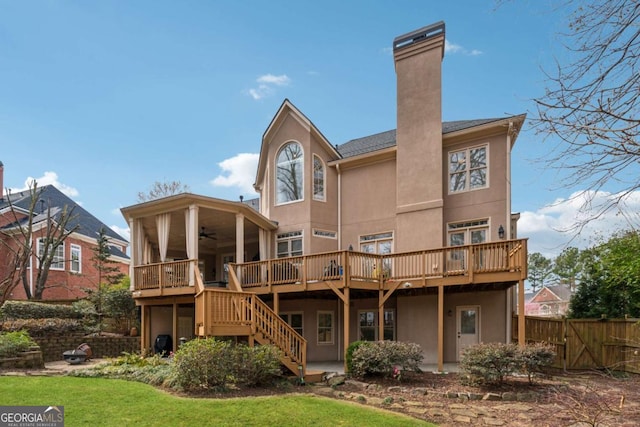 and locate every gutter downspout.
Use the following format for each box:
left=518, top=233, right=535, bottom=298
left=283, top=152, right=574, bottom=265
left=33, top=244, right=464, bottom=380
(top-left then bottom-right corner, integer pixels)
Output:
left=336, top=163, right=342, bottom=361
left=506, top=121, right=513, bottom=343
left=337, top=163, right=342, bottom=249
